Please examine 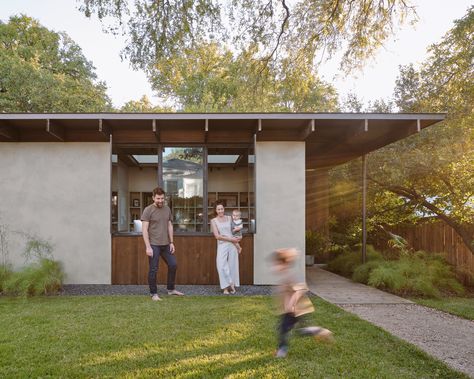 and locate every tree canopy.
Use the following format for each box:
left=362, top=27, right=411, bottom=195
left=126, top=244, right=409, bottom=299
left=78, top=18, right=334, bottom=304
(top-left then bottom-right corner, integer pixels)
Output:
left=78, top=0, right=417, bottom=79
left=149, top=42, right=339, bottom=112
left=0, top=15, right=111, bottom=112
left=366, top=6, right=474, bottom=252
